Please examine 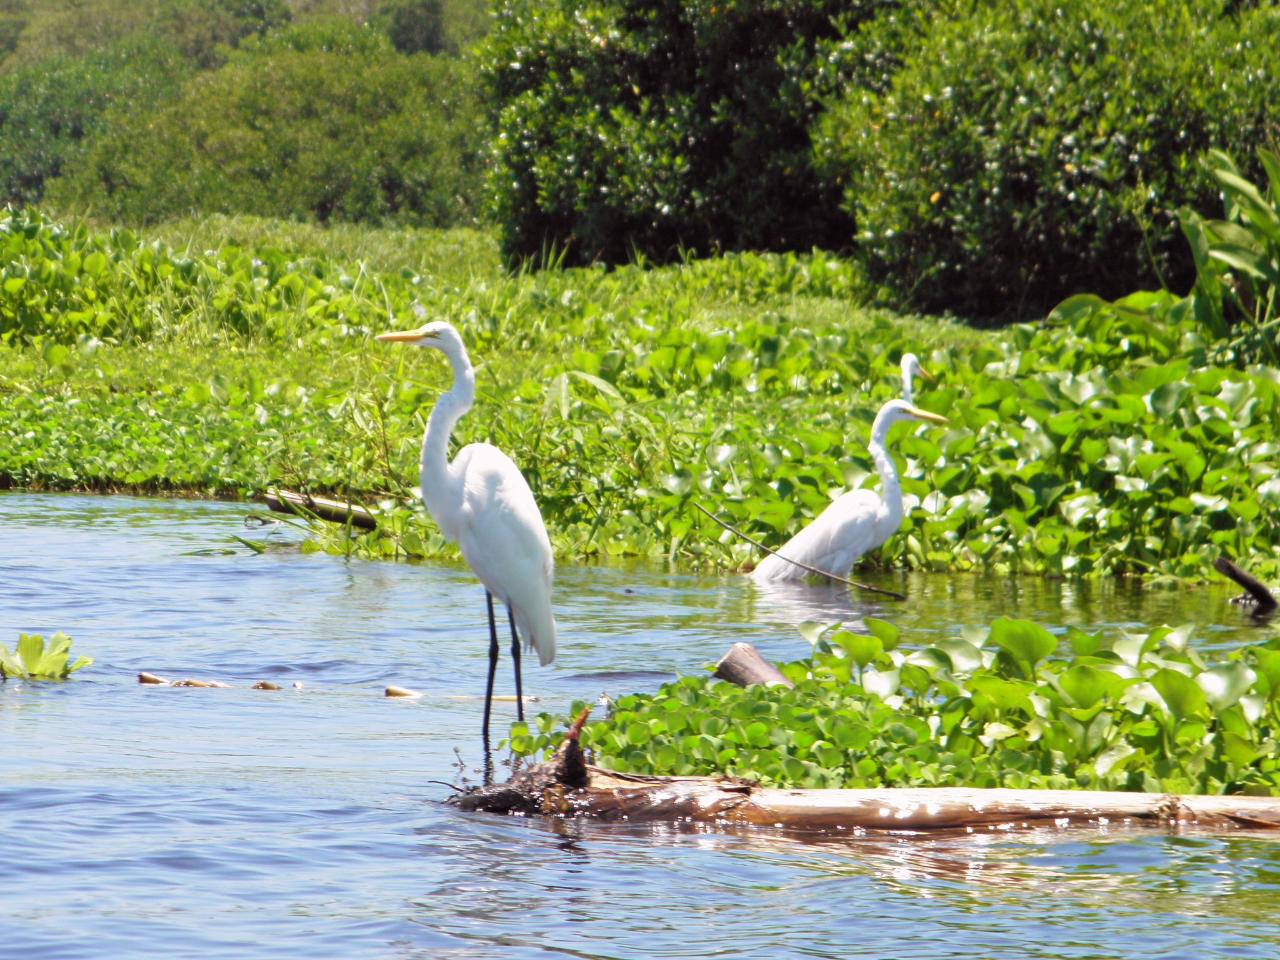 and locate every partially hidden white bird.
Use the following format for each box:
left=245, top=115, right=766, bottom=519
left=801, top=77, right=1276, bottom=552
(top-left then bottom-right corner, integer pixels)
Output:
left=750, top=399, right=948, bottom=582
left=899, top=352, right=934, bottom=405
left=376, top=320, right=556, bottom=750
